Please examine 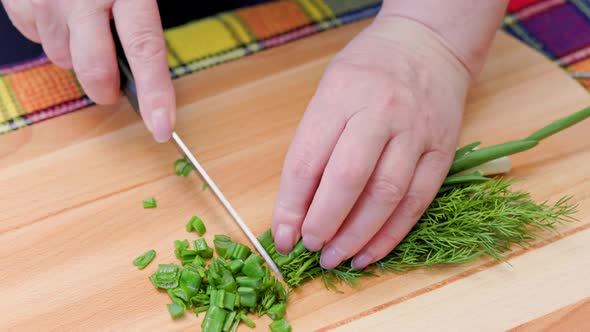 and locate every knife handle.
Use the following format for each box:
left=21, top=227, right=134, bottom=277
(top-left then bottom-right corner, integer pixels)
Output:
left=111, top=20, right=141, bottom=116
